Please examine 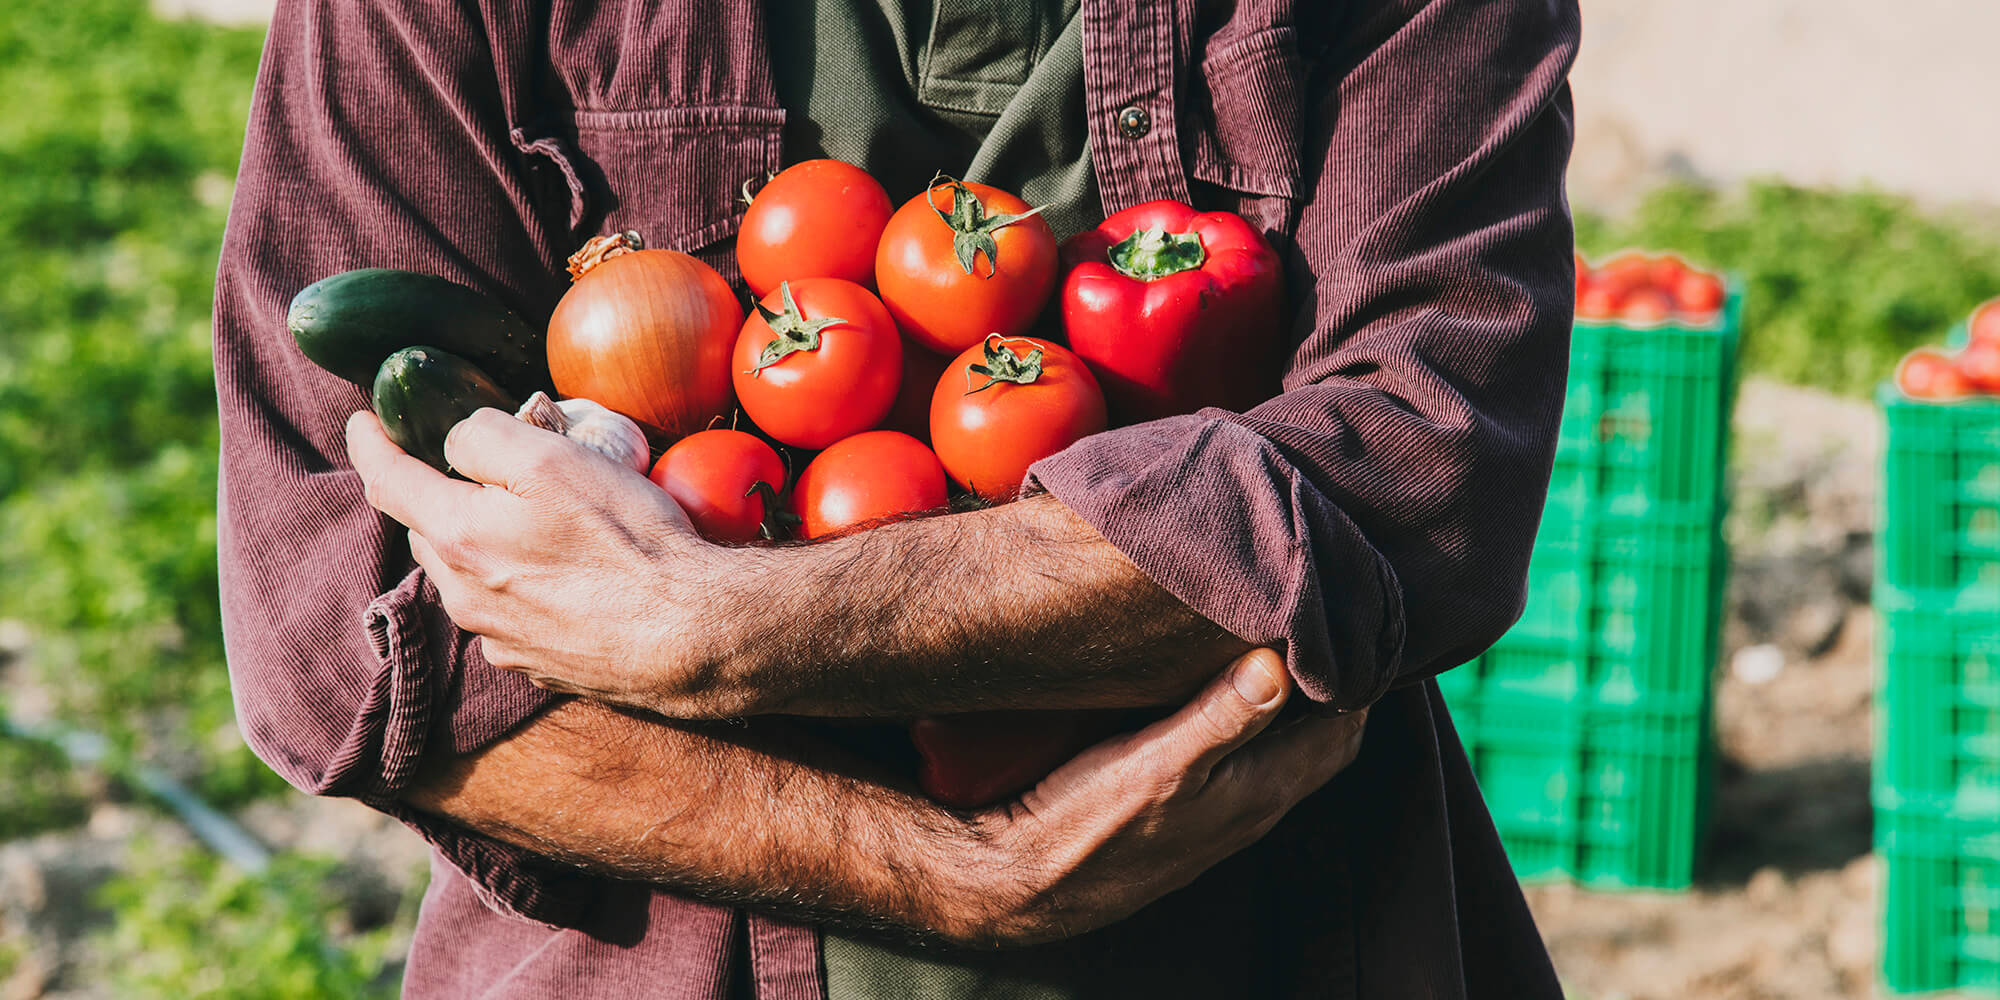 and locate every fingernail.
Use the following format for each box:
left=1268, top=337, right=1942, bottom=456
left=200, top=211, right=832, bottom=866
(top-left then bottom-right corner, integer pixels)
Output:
left=1232, top=656, right=1284, bottom=706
